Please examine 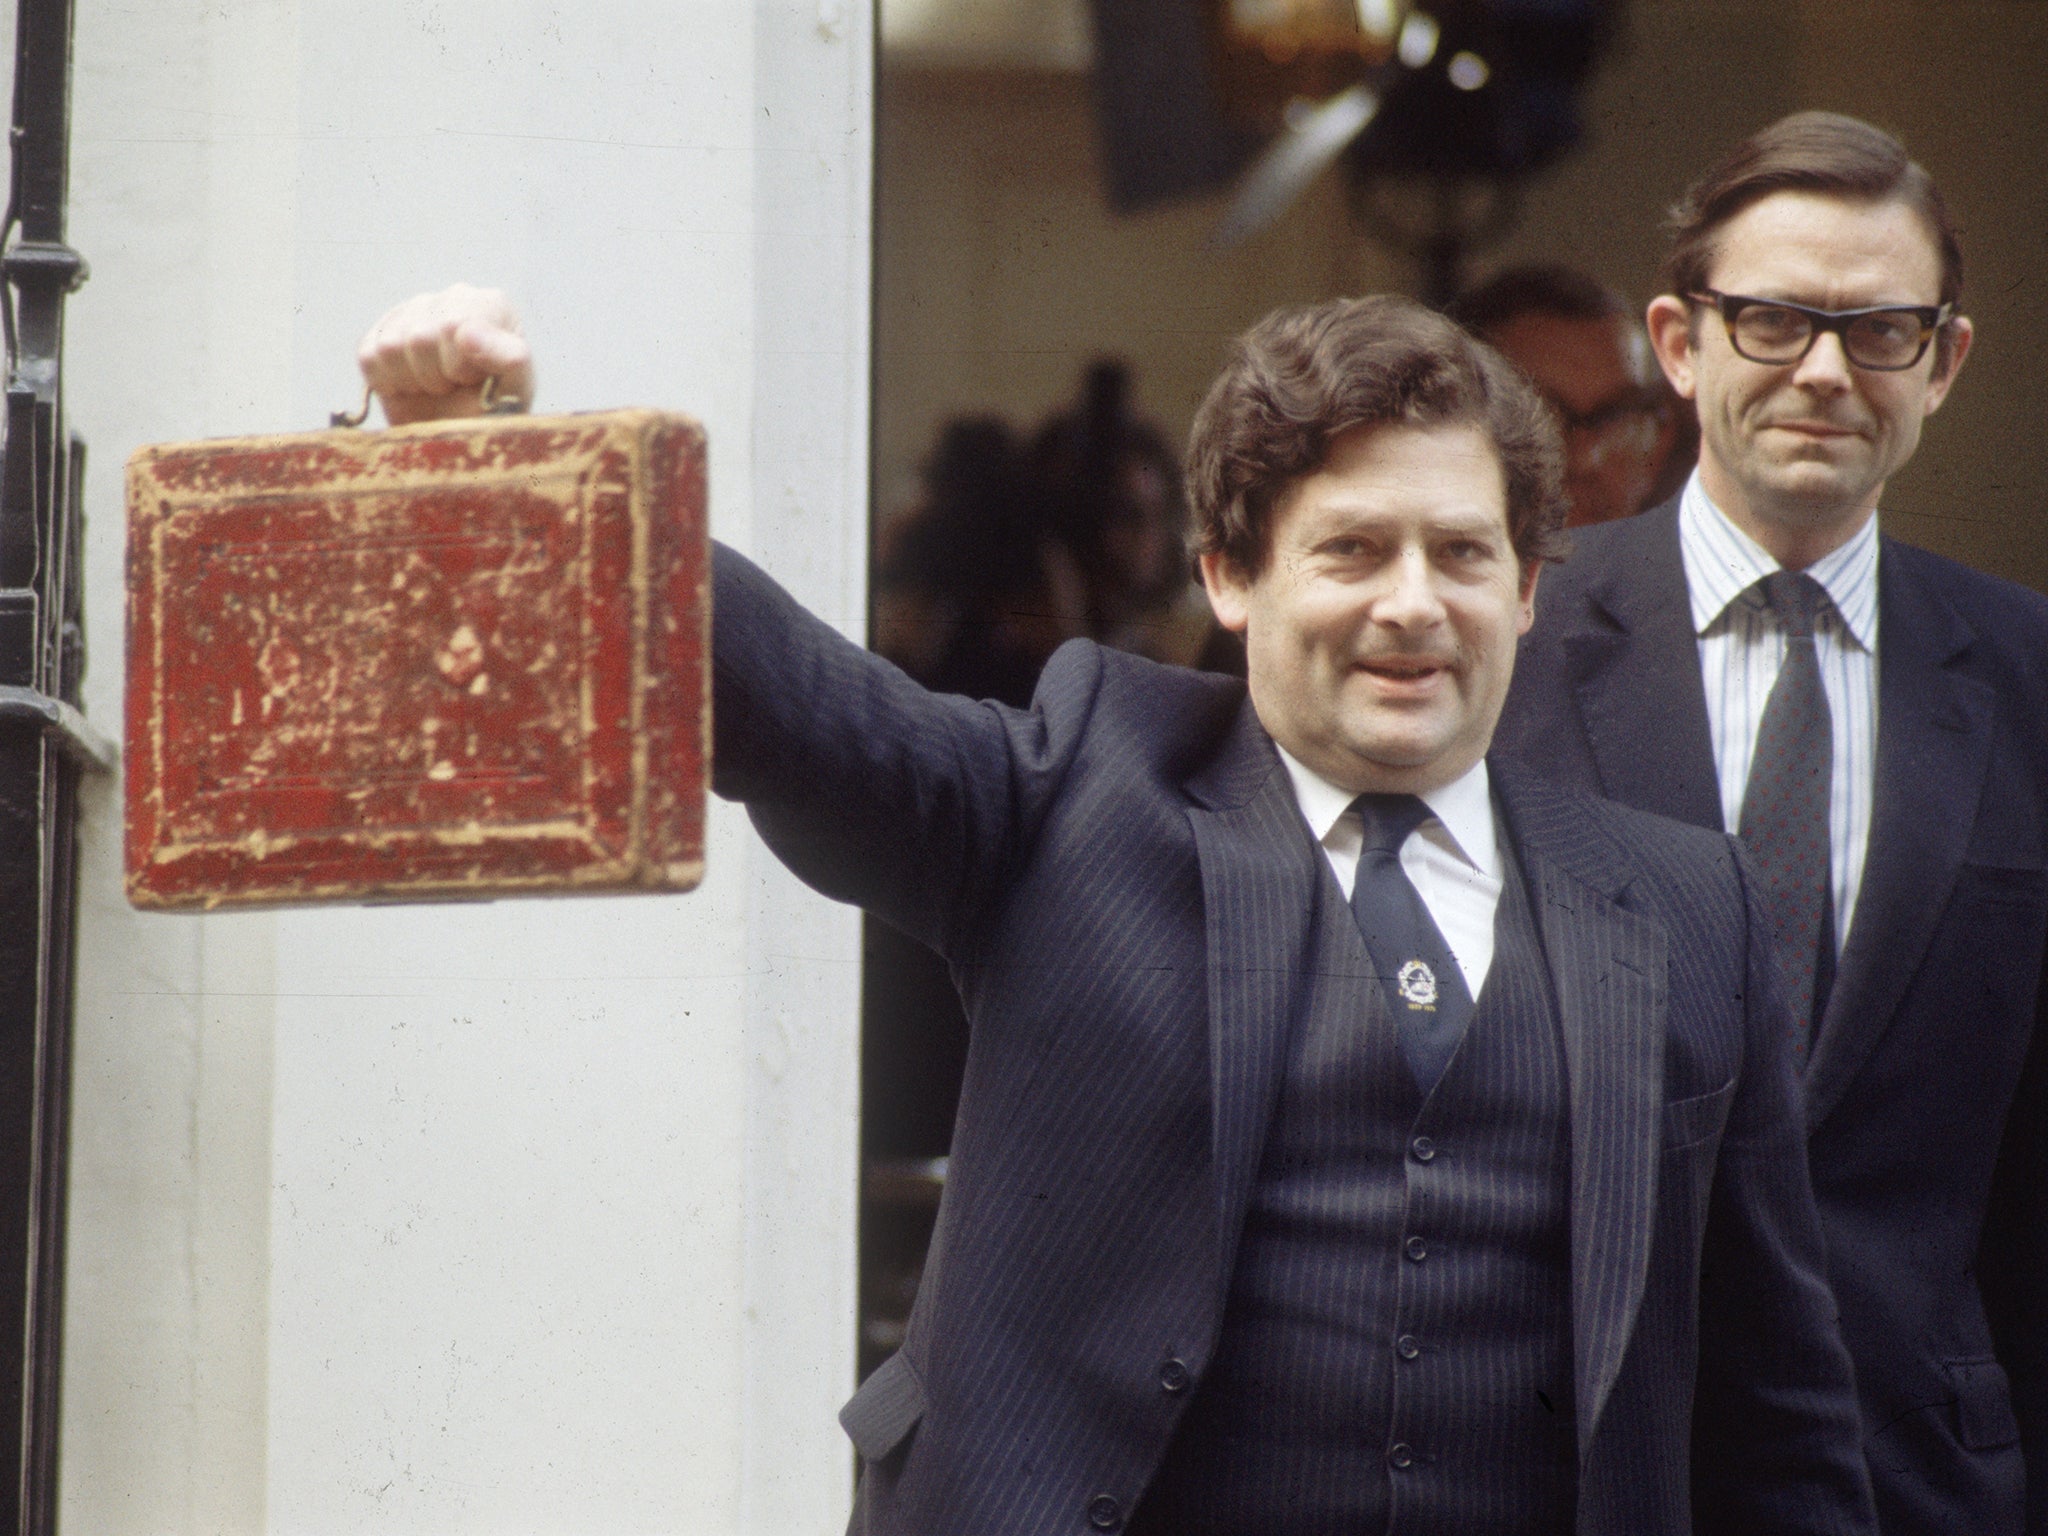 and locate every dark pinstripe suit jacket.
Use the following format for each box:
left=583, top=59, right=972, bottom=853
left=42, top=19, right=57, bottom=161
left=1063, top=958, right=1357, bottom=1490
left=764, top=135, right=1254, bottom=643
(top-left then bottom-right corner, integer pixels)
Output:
left=1496, top=501, right=2048, bottom=1536
left=711, top=543, right=1875, bottom=1536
